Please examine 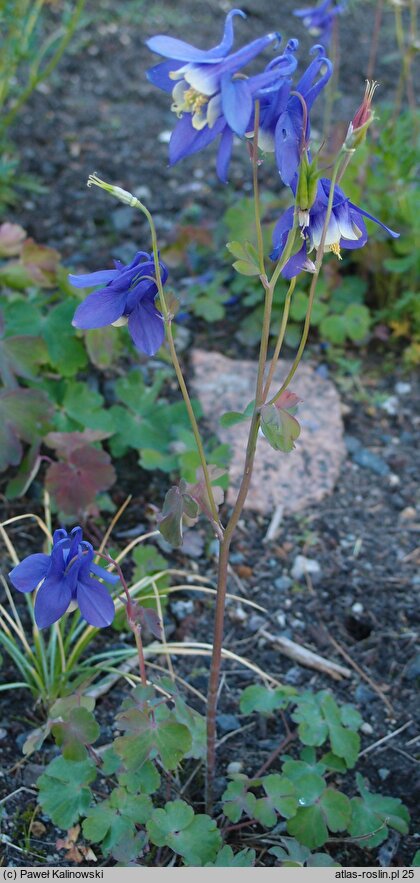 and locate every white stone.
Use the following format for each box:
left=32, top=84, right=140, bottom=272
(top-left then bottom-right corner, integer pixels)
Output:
left=191, top=350, right=345, bottom=515
left=291, top=555, right=321, bottom=581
